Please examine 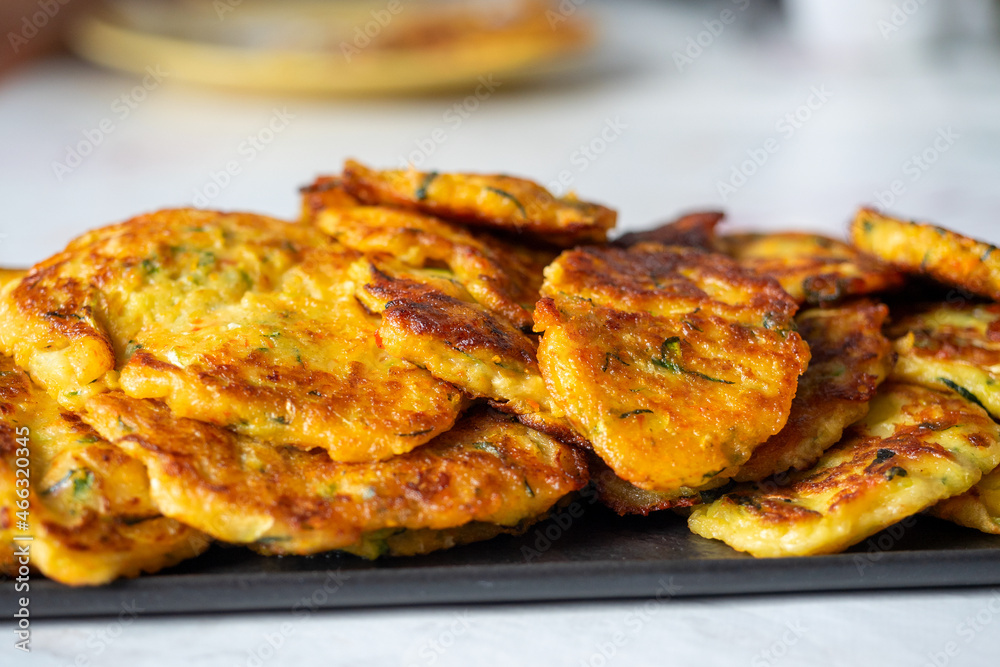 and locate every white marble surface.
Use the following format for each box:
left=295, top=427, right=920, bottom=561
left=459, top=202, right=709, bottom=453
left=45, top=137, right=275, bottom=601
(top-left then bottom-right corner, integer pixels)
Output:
left=2, top=0, right=1000, bottom=665
left=7, top=588, right=1000, bottom=667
